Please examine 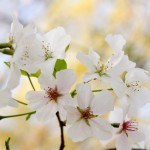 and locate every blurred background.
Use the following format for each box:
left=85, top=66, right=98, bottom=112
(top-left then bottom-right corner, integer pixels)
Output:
left=0, top=0, right=150, bottom=149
